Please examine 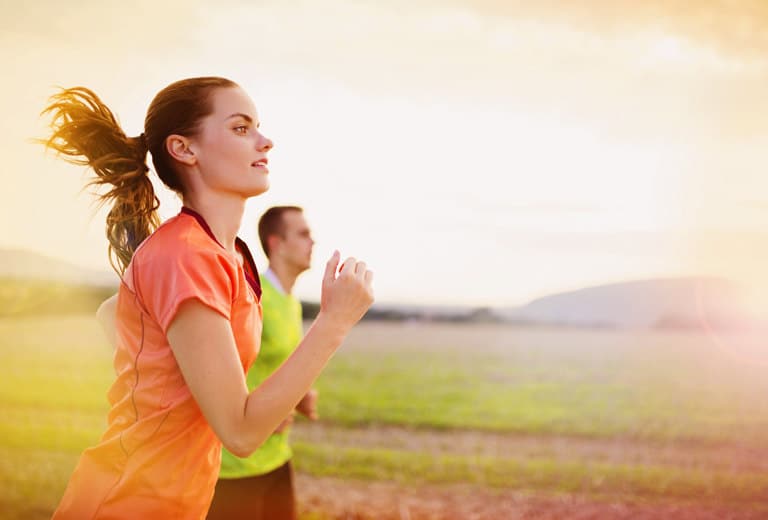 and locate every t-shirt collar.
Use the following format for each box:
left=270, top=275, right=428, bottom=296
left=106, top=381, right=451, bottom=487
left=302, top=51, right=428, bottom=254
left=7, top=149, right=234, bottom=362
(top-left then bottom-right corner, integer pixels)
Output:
left=180, top=206, right=262, bottom=299
left=264, top=267, right=287, bottom=295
